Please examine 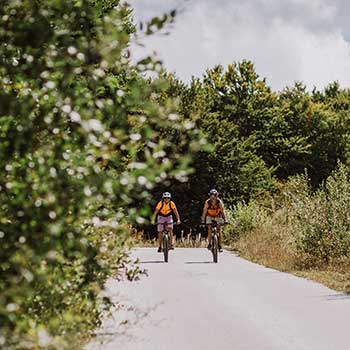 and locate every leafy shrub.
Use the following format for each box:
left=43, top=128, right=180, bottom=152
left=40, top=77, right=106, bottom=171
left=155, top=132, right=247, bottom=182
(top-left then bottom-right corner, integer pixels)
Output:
left=293, top=164, right=350, bottom=266
left=226, top=201, right=267, bottom=240
left=228, top=164, right=350, bottom=272
left=0, top=1, right=199, bottom=349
